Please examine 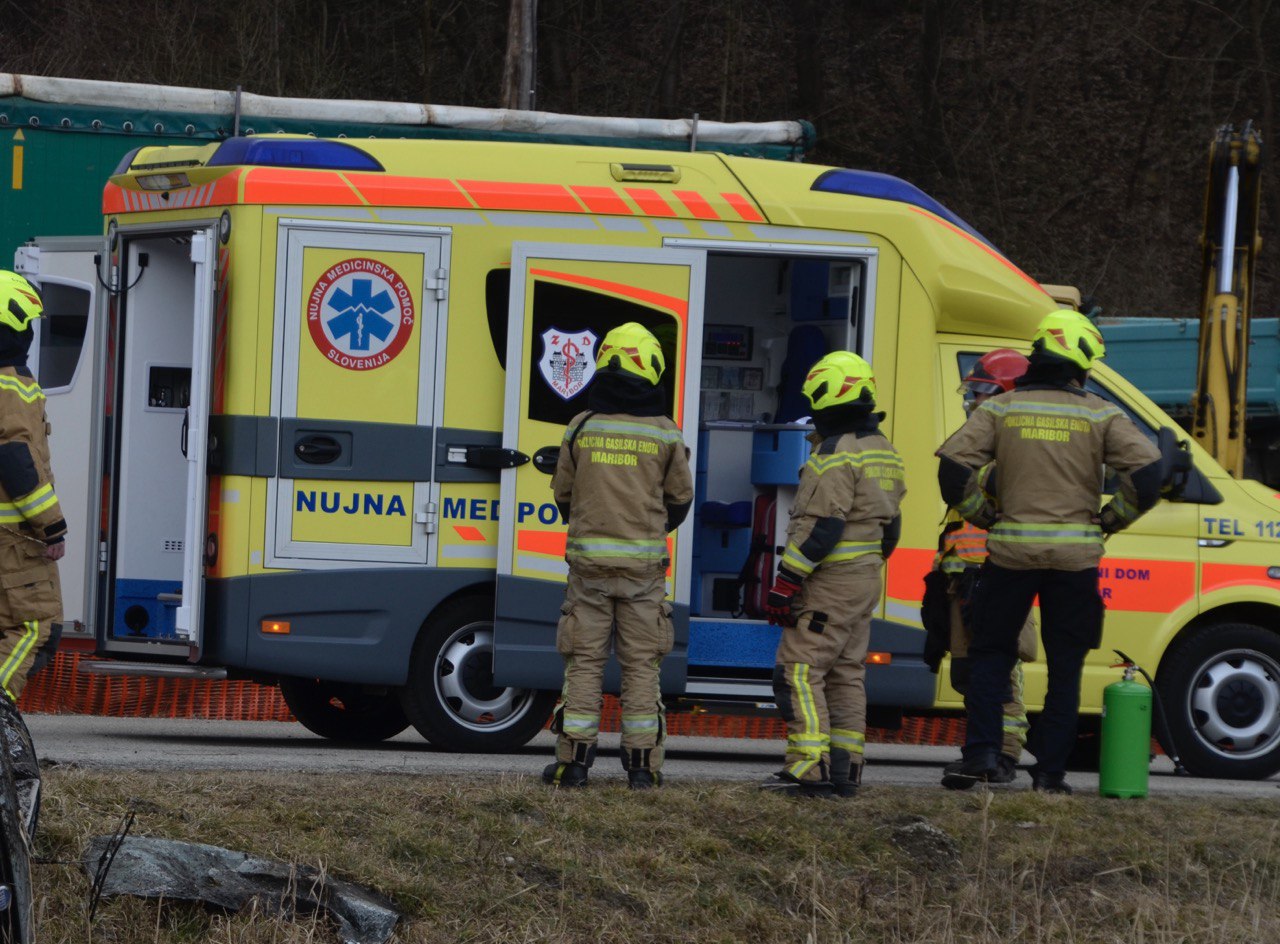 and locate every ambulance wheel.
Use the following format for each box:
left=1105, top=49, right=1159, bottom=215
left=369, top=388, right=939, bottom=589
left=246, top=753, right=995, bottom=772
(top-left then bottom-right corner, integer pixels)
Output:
left=400, top=596, right=557, bottom=752
left=1157, top=622, right=1280, bottom=779
left=279, top=677, right=410, bottom=743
